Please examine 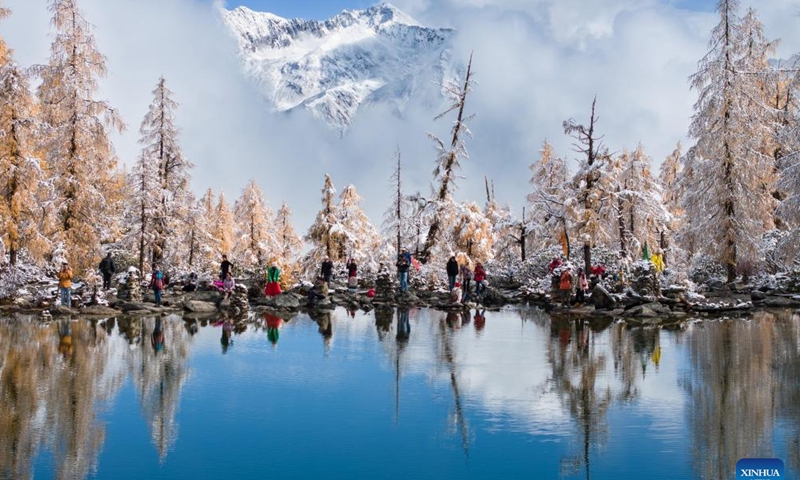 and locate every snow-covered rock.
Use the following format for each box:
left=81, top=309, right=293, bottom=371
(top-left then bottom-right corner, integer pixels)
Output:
left=222, top=3, right=455, bottom=130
